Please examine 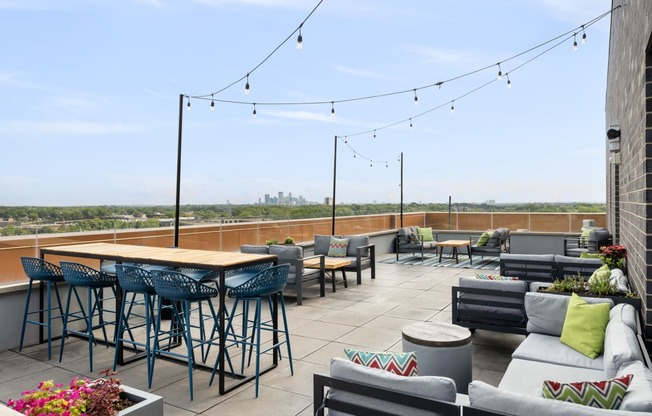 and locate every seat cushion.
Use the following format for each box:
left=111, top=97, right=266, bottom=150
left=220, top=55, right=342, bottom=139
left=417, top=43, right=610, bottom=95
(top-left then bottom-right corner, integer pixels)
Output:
left=511, top=333, right=604, bottom=370
left=617, top=360, right=652, bottom=412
